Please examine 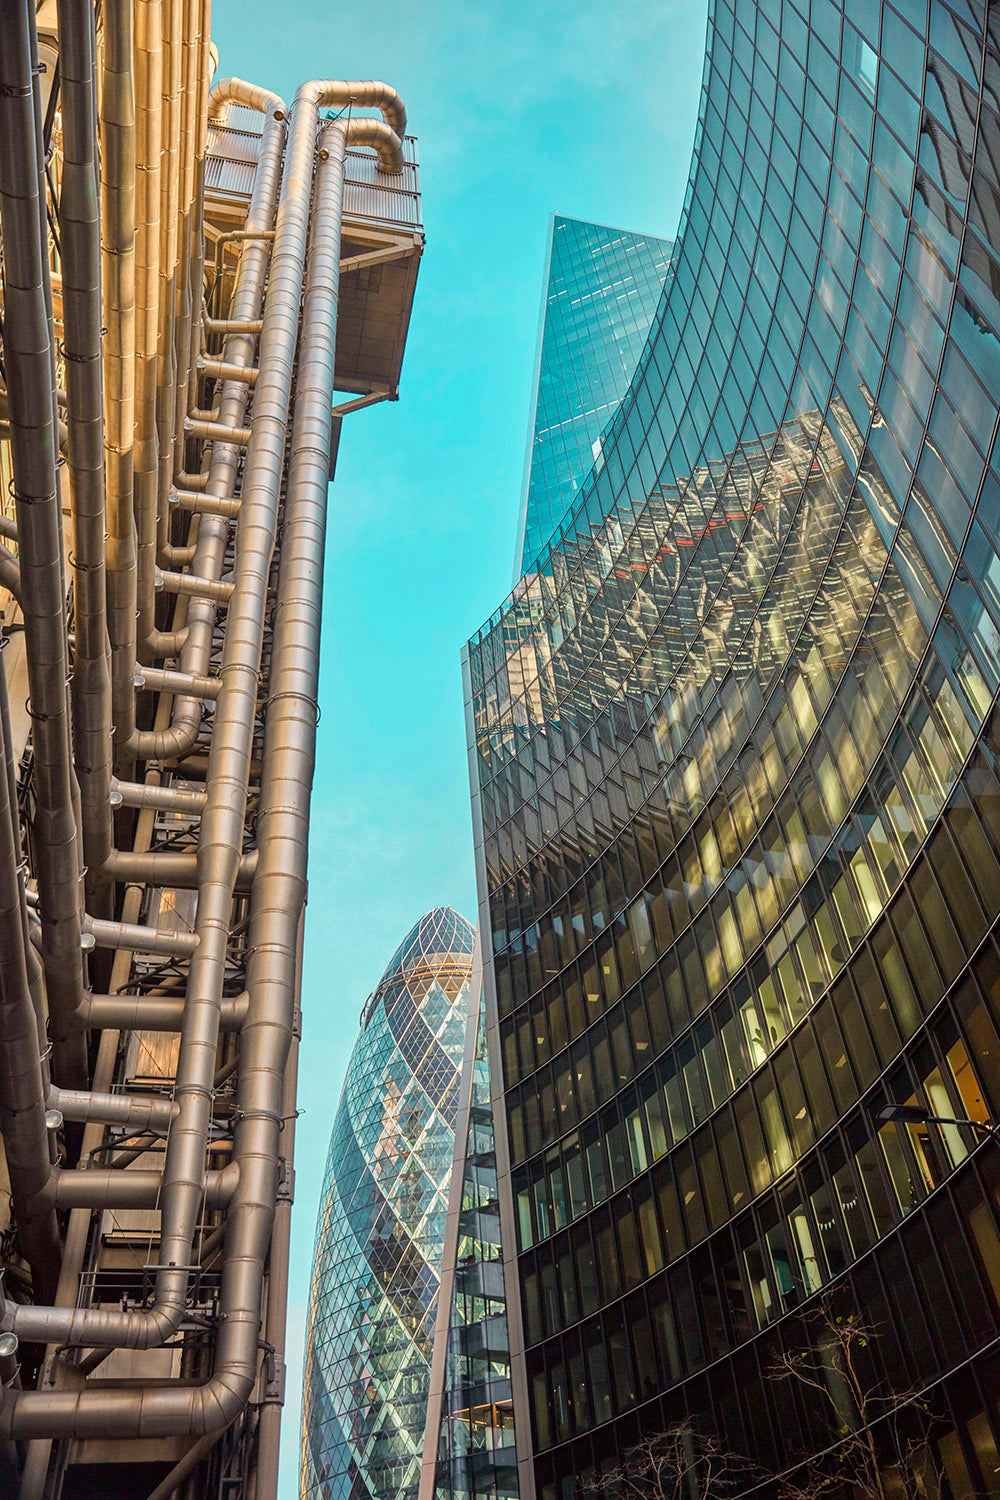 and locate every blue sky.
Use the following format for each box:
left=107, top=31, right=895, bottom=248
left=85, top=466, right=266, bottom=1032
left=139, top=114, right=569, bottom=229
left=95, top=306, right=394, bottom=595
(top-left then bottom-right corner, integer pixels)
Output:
left=210, top=1, right=710, bottom=1492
